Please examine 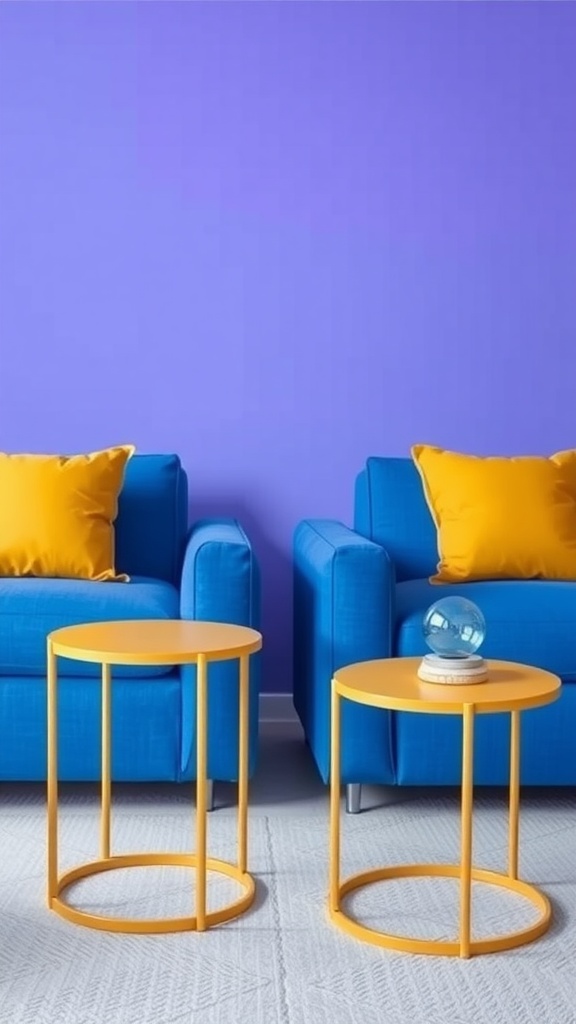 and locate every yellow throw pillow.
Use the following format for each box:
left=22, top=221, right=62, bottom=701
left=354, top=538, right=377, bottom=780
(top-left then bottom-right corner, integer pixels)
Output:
left=411, top=444, right=576, bottom=583
left=0, top=445, right=135, bottom=581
